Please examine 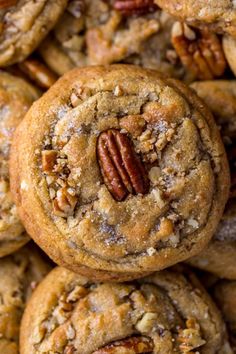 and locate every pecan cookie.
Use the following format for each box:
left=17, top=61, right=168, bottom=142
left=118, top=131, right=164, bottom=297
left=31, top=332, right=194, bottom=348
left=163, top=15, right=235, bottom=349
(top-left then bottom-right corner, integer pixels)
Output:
left=39, top=0, right=189, bottom=80
left=154, top=0, right=236, bottom=37
left=10, top=65, right=229, bottom=281
left=0, top=243, right=51, bottom=354
left=0, top=71, right=39, bottom=258
left=20, top=266, right=232, bottom=353
left=213, top=280, right=236, bottom=352
left=188, top=81, right=236, bottom=279
left=0, top=0, right=68, bottom=66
